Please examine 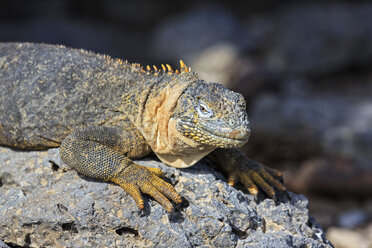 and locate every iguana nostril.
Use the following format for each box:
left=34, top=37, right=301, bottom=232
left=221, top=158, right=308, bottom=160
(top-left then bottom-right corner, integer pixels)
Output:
left=226, top=127, right=250, bottom=140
